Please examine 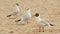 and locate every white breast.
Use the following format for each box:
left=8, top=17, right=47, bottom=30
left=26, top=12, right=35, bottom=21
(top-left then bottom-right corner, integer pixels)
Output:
left=15, top=5, right=19, bottom=12
left=11, top=5, right=20, bottom=15
left=35, top=16, right=51, bottom=27
left=35, top=17, right=42, bottom=22
left=20, top=9, right=31, bottom=22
